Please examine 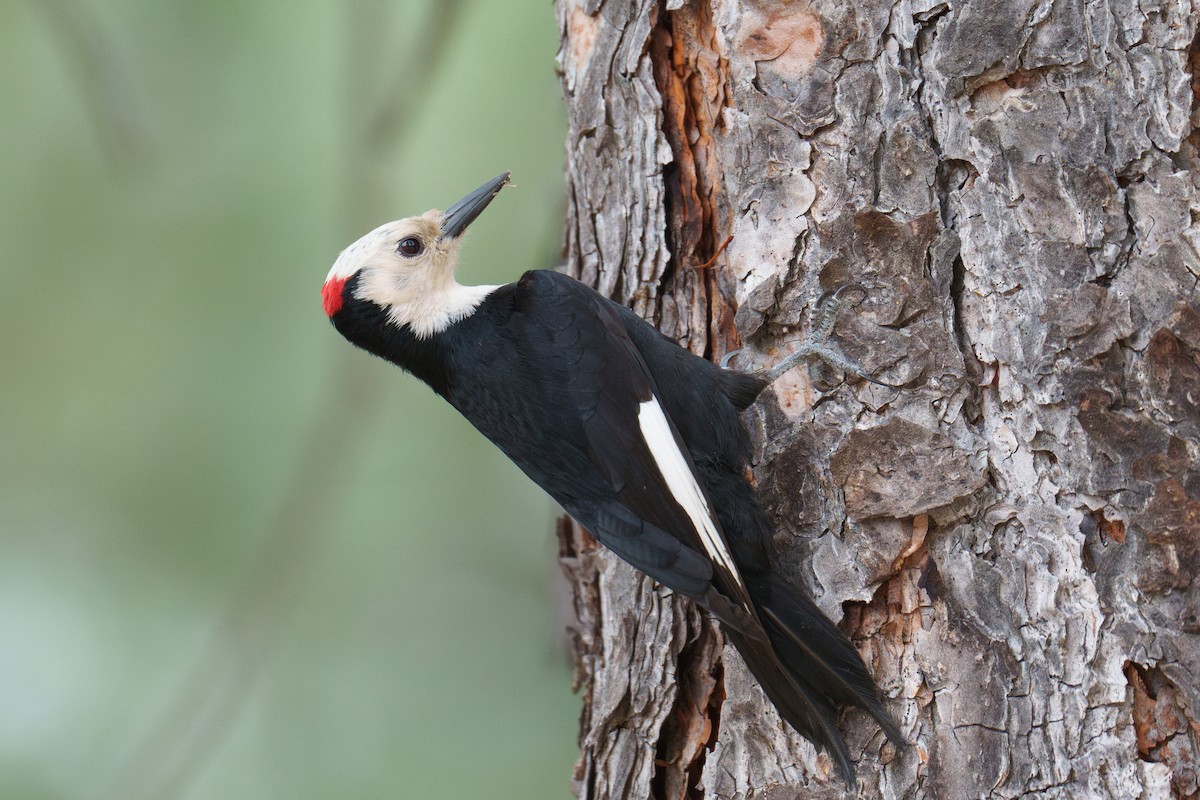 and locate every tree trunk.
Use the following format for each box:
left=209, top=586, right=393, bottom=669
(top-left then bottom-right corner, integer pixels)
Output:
left=554, top=0, right=1200, bottom=797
